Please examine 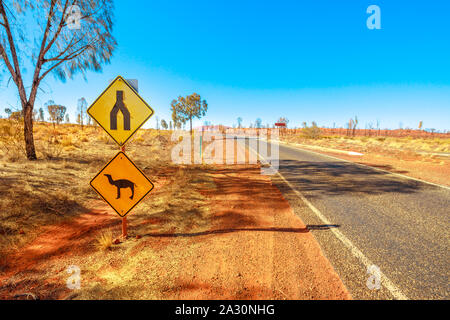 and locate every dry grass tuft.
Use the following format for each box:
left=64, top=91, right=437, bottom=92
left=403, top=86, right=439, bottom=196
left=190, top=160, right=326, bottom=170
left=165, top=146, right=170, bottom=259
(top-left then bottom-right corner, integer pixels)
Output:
left=0, top=123, right=182, bottom=265
left=95, top=230, right=113, bottom=251
left=37, top=135, right=64, bottom=160
left=0, top=118, right=25, bottom=161
left=0, top=123, right=219, bottom=298
left=301, top=122, right=321, bottom=139
left=283, top=131, right=450, bottom=160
